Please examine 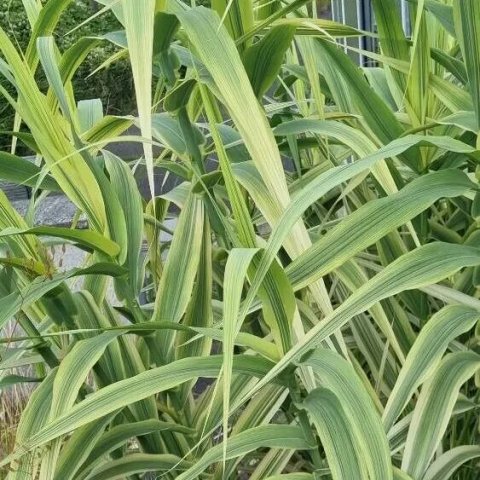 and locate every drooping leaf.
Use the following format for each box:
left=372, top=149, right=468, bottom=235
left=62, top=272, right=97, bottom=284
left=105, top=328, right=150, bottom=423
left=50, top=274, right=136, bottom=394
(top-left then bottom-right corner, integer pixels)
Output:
left=302, top=349, right=392, bottom=480
left=0, top=355, right=282, bottom=465
left=383, top=305, right=480, bottom=431
left=301, top=388, right=368, bottom=480
left=0, top=226, right=121, bottom=257
left=423, top=446, right=480, bottom=480
left=0, top=152, right=59, bottom=191
left=402, top=351, right=480, bottom=478
left=175, top=425, right=313, bottom=480
left=85, top=454, right=190, bottom=480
